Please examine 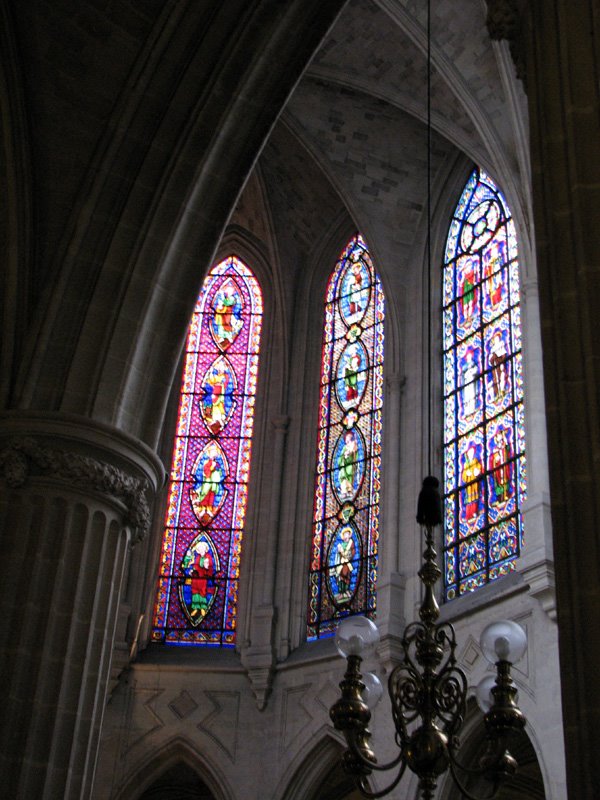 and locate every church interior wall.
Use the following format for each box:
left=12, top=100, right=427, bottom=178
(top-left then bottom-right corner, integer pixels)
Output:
left=4, top=1, right=595, bottom=798
left=95, top=15, right=565, bottom=794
